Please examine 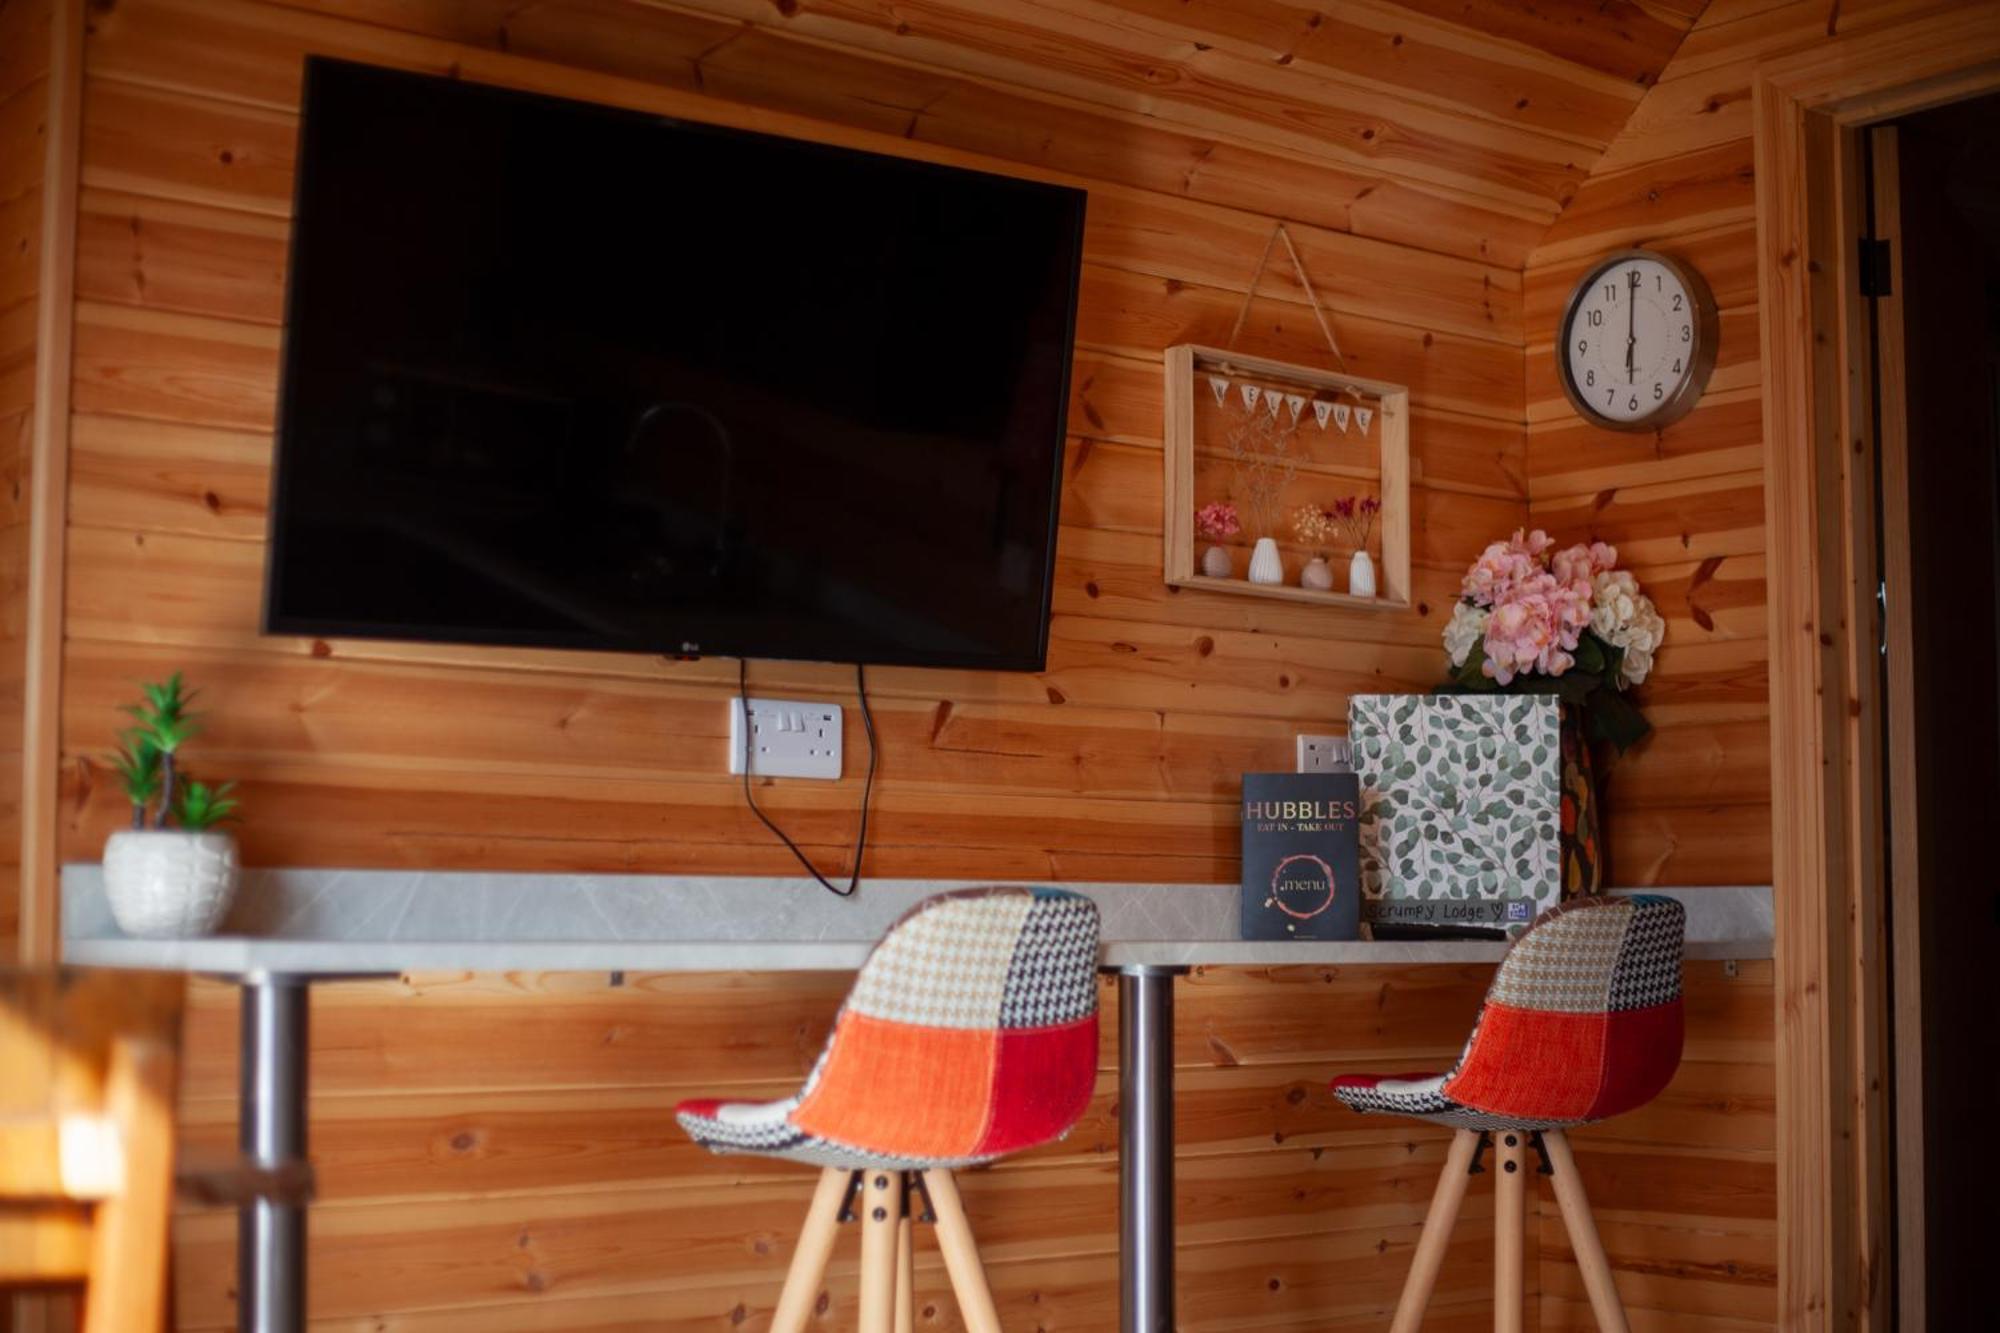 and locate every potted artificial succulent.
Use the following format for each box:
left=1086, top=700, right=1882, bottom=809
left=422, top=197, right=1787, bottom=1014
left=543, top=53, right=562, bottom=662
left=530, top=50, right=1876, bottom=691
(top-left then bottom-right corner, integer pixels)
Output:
left=101, top=672, right=242, bottom=938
